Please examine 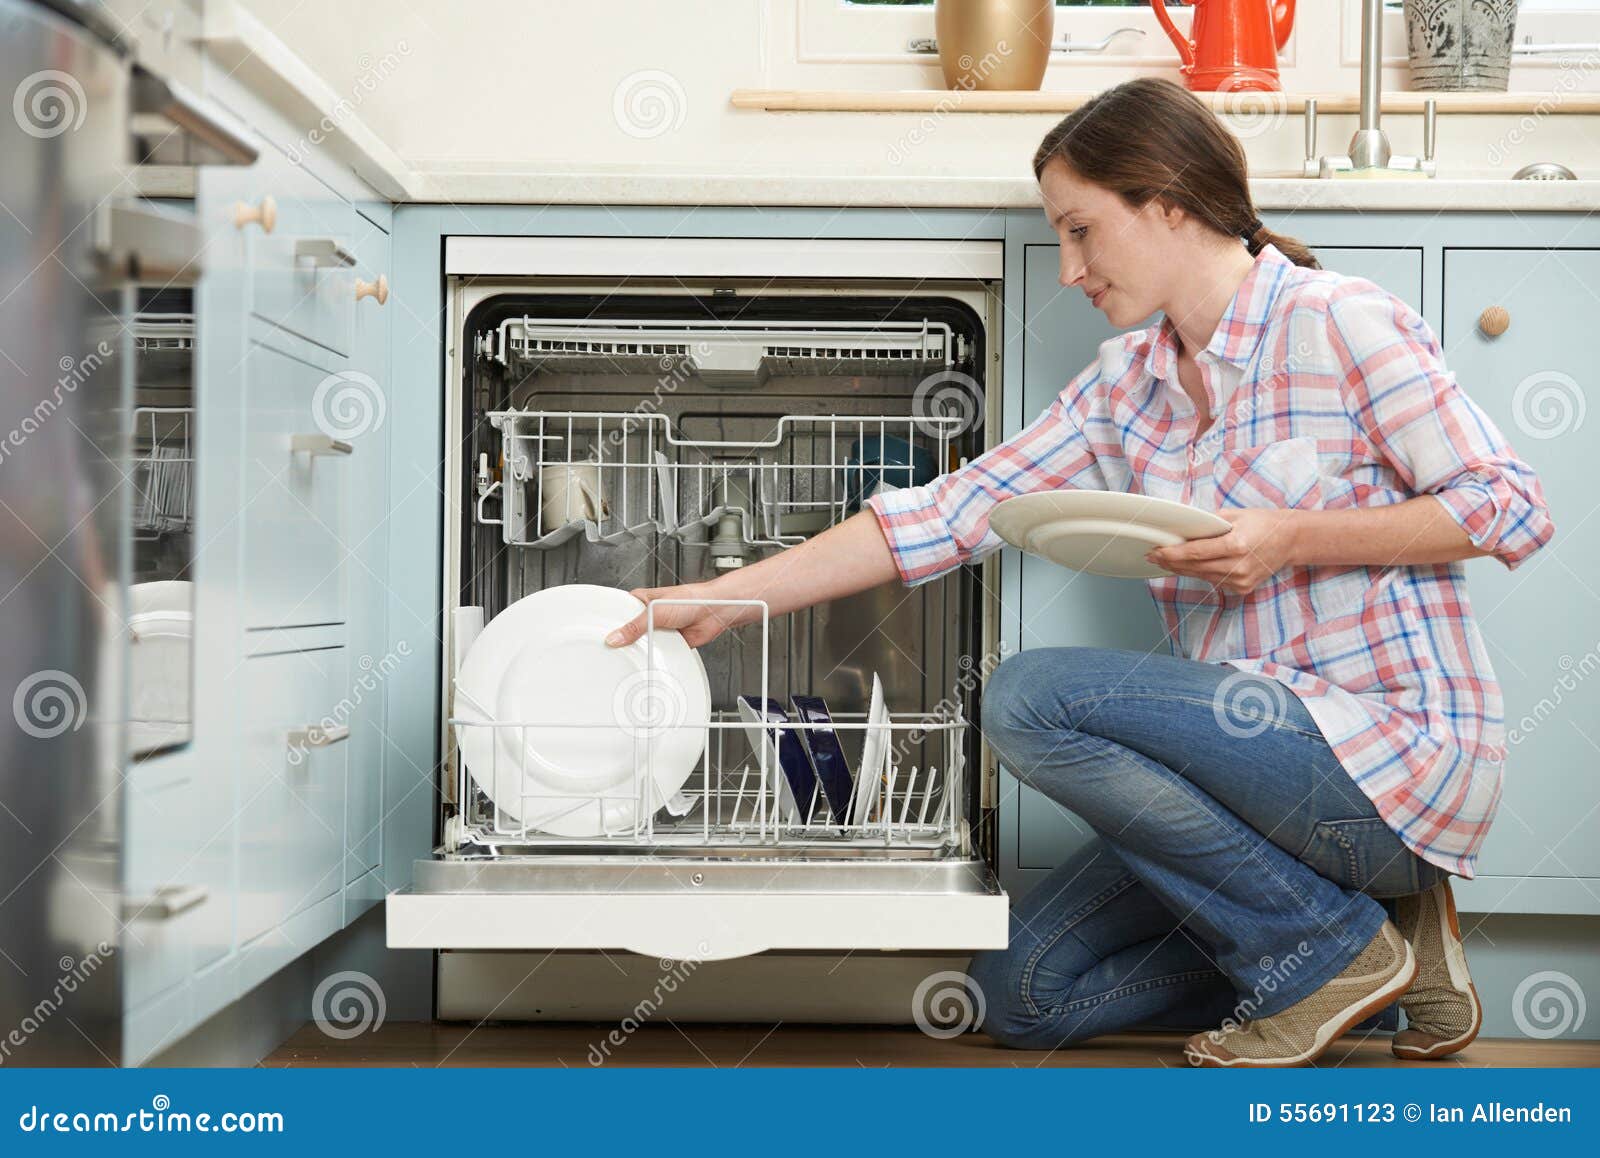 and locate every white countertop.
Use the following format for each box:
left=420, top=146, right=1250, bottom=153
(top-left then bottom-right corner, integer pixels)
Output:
left=404, top=167, right=1600, bottom=211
